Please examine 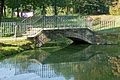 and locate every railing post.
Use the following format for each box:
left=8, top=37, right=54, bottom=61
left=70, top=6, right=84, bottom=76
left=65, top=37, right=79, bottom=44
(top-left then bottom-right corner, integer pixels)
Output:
left=114, top=20, right=116, bottom=27
left=0, top=23, right=2, bottom=37
left=30, top=17, right=32, bottom=28
left=43, top=16, right=45, bottom=29
left=14, top=24, right=17, bottom=38
left=54, top=15, right=57, bottom=29
left=100, top=20, right=102, bottom=31
left=56, top=15, right=58, bottom=29
left=3, top=22, right=4, bottom=37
